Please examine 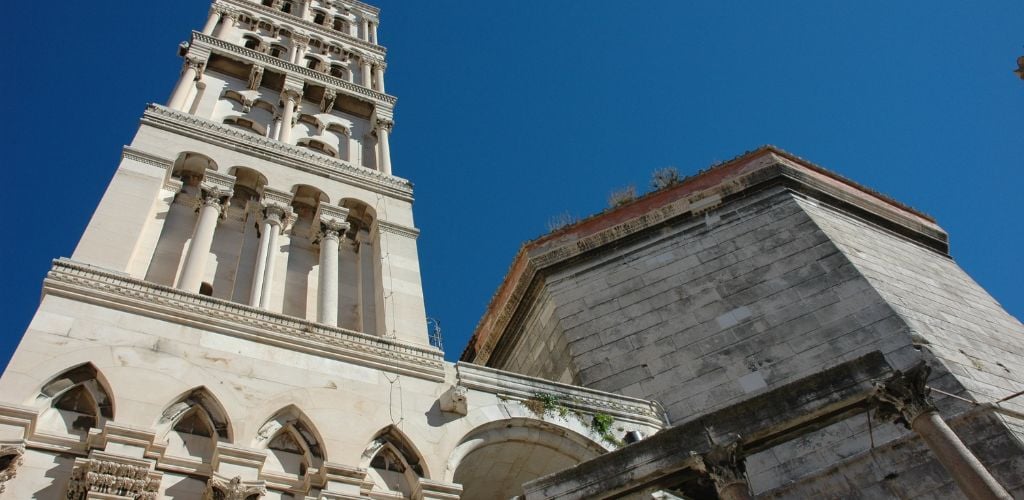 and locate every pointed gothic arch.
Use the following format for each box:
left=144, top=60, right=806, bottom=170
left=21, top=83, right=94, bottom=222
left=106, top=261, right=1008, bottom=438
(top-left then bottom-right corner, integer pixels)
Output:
left=35, top=363, right=114, bottom=435
left=360, top=425, right=428, bottom=497
left=253, top=406, right=326, bottom=478
left=156, top=387, right=231, bottom=463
